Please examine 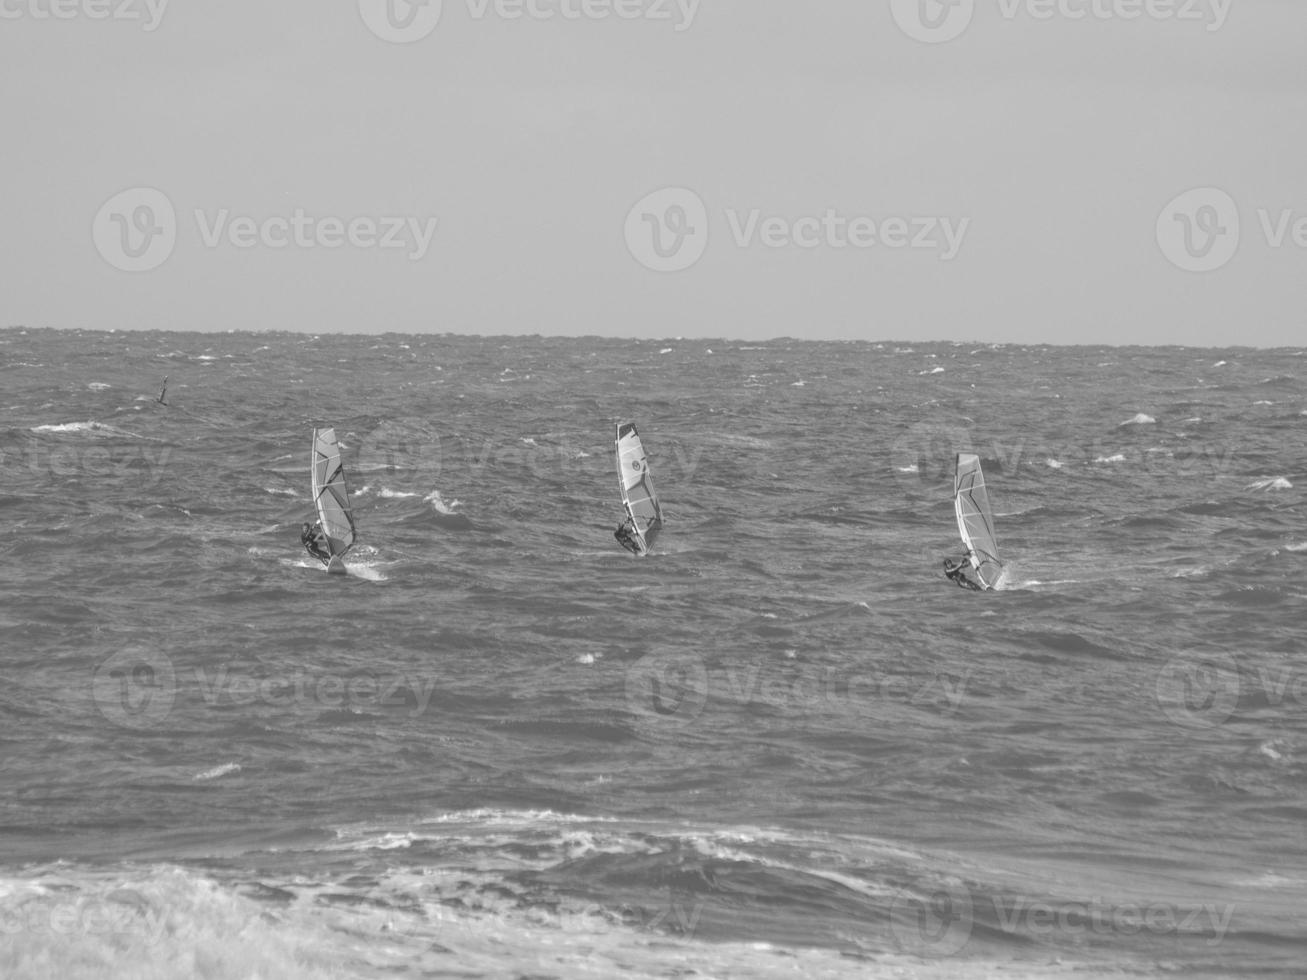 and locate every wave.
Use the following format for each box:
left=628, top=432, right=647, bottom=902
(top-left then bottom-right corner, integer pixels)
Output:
left=1247, top=477, right=1293, bottom=491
